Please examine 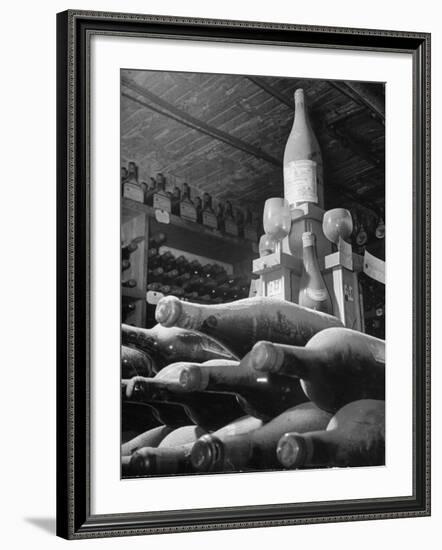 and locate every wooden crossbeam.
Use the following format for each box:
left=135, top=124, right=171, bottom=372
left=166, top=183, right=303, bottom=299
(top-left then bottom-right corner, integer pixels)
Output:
left=327, top=81, right=385, bottom=124
left=122, top=77, right=281, bottom=167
